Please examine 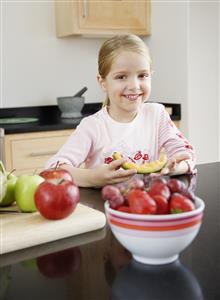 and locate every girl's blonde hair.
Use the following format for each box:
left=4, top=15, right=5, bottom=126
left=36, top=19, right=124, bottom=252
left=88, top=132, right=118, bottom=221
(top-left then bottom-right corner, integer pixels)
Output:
left=98, top=34, right=152, bottom=107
